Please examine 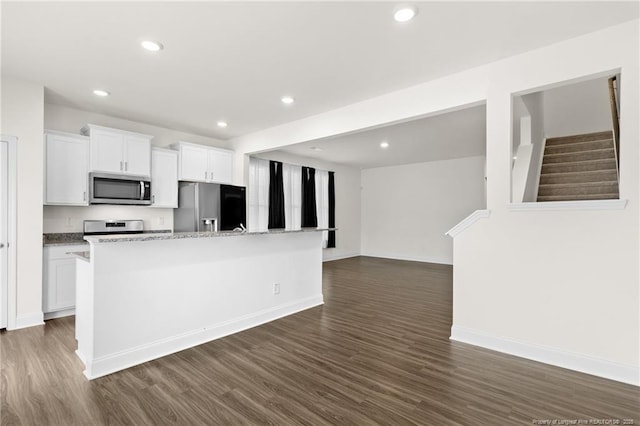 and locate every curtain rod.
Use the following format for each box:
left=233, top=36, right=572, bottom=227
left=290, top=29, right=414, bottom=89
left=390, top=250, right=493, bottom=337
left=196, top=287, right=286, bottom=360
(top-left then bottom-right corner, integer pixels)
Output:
left=251, top=156, right=335, bottom=174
